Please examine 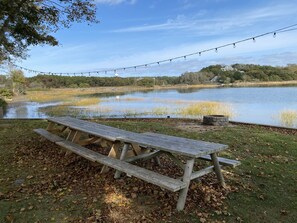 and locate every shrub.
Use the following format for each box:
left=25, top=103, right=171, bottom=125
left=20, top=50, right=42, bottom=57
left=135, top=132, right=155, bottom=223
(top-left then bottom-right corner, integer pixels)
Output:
left=0, top=98, right=7, bottom=110
left=0, top=88, right=13, bottom=98
left=79, top=83, right=90, bottom=88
